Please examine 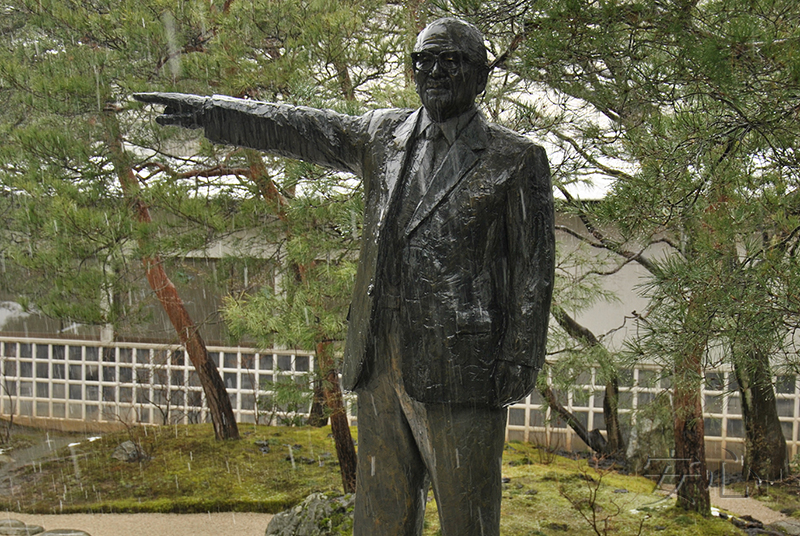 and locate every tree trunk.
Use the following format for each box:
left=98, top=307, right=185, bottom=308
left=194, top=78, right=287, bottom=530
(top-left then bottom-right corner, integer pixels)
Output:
left=734, top=350, right=787, bottom=481
left=103, top=111, right=239, bottom=440
left=142, top=257, right=240, bottom=439
left=673, top=301, right=710, bottom=514
left=673, top=381, right=709, bottom=512
left=317, top=342, right=357, bottom=493
left=246, top=150, right=357, bottom=480
left=551, top=304, right=626, bottom=456
left=603, top=377, right=625, bottom=455
left=541, top=384, right=610, bottom=454
left=307, top=379, right=329, bottom=427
